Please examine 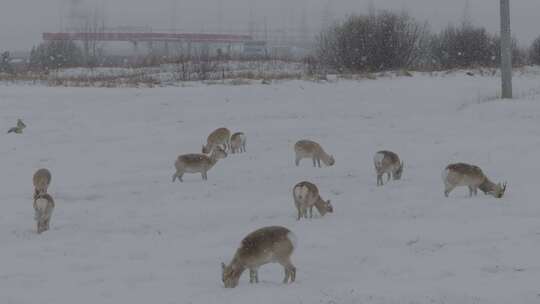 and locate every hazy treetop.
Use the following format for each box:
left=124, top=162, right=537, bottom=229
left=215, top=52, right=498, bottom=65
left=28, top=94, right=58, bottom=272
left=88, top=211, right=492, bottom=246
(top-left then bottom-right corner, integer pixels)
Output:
left=1, top=0, right=539, bottom=50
